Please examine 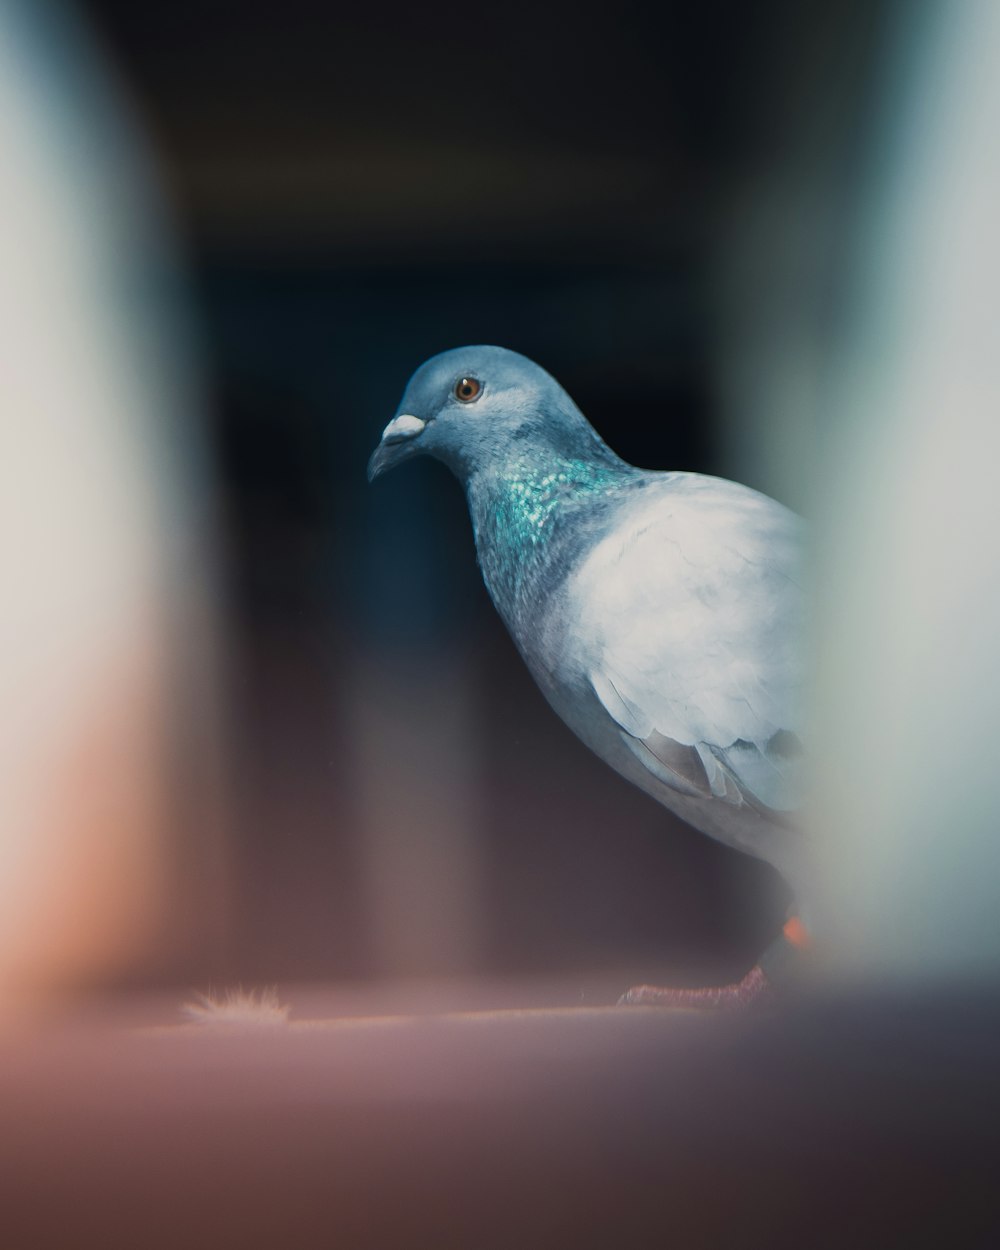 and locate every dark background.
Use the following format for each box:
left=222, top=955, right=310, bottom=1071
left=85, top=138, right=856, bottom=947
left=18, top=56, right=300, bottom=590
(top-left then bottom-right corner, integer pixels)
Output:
left=76, top=0, right=889, bottom=990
